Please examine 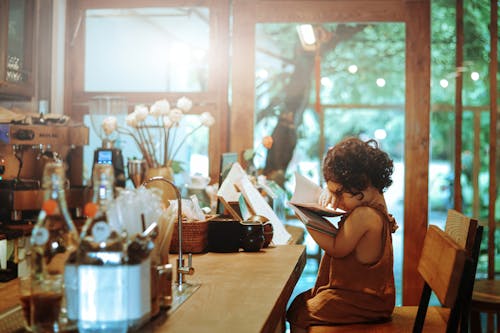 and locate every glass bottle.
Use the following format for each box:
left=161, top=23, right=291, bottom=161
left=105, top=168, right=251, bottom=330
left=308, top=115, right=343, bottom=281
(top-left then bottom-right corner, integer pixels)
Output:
left=79, top=163, right=123, bottom=254
left=76, top=163, right=128, bottom=333
left=29, top=161, right=79, bottom=332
